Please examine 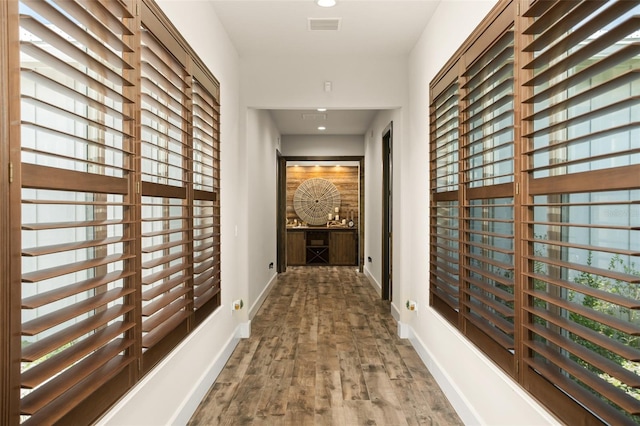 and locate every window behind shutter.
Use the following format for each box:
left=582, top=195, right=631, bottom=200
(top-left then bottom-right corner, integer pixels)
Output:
left=430, top=1, right=517, bottom=375
left=191, top=77, right=221, bottom=321
left=430, top=78, right=461, bottom=324
left=18, top=0, right=137, bottom=422
left=460, top=28, right=515, bottom=373
left=521, top=1, right=640, bottom=423
left=428, top=0, right=640, bottom=423
left=4, top=0, right=223, bottom=423
left=140, top=26, right=192, bottom=353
